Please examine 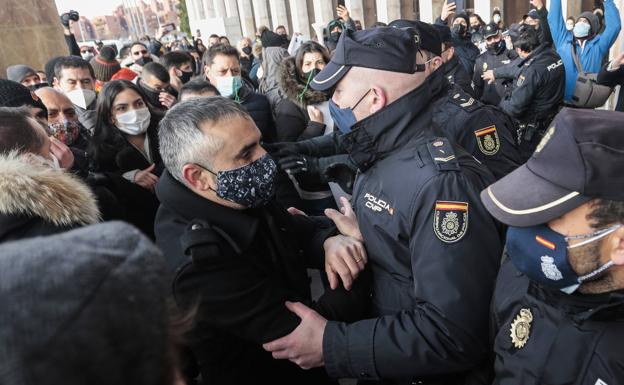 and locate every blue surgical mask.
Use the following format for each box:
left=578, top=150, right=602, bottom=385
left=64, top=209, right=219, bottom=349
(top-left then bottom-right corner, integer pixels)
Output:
left=573, top=22, right=591, bottom=38
left=329, top=89, right=370, bottom=133
left=506, top=224, right=621, bottom=294
left=216, top=75, right=242, bottom=99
